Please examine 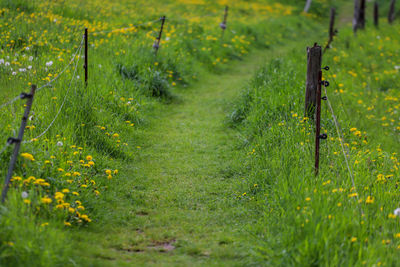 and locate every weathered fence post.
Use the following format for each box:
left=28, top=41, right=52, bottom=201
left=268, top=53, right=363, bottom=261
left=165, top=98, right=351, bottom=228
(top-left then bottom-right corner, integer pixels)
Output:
left=153, top=16, right=166, bottom=56
left=353, top=0, right=366, bottom=33
left=325, top=8, right=337, bottom=51
left=220, top=6, right=229, bottom=40
left=1, top=85, right=36, bottom=203
left=388, top=0, right=396, bottom=24
left=84, top=28, right=88, bottom=87
left=359, top=0, right=366, bottom=29
left=374, top=1, right=379, bottom=27
left=353, top=0, right=360, bottom=33
left=305, top=43, right=322, bottom=118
